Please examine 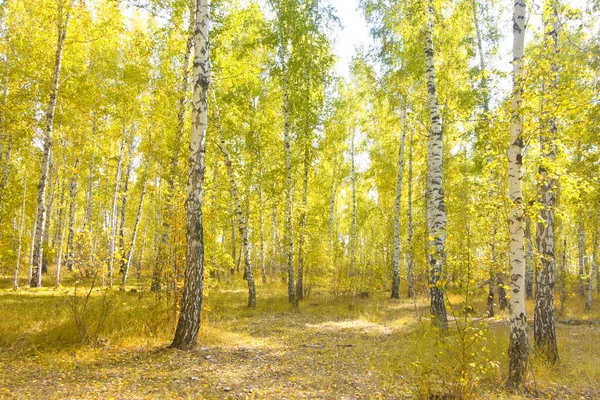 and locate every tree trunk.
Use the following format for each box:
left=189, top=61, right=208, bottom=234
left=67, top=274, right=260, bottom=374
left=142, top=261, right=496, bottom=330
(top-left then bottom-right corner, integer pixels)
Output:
left=328, top=155, right=340, bottom=244
left=214, top=92, right=256, bottom=308
left=350, top=129, right=357, bottom=278
left=42, top=158, right=55, bottom=274
left=407, top=130, right=415, bottom=298
left=256, top=134, right=267, bottom=284
left=82, top=136, right=95, bottom=233
left=277, top=14, right=295, bottom=305
left=13, top=181, right=27, bottom=290
left=31, top=0, right=73, bottom=287
left=28, top=210, right=37, bottom=284
left=122, top=167, right=147, bottom=288
left=54, top=213, right=66, bottom=288
left=170, top=0, right=210, bottom=349
left=507, top=0, right=529, bottom=388
left=391, top=108, right=407, bottom=299
left=533, top=0, right=559, bottom=363
left=525, top=215, right=534, bottom=298
left=585, top=208, right=599, bottom=312
left=297, top=142, right=310, bottom=301
left=108, top=133, right=126, bottom=287
left=424, top=0, right=448, bottom=329
left=66, top=157, right=80, bottom=271
left=119, top=133, right=136, bottom=274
